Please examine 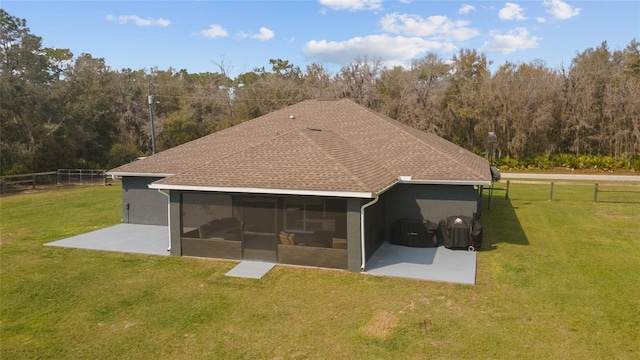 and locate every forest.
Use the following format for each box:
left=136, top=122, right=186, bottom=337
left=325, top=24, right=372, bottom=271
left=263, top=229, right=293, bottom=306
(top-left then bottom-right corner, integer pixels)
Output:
left=2, top=9, right=639, bottom=175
